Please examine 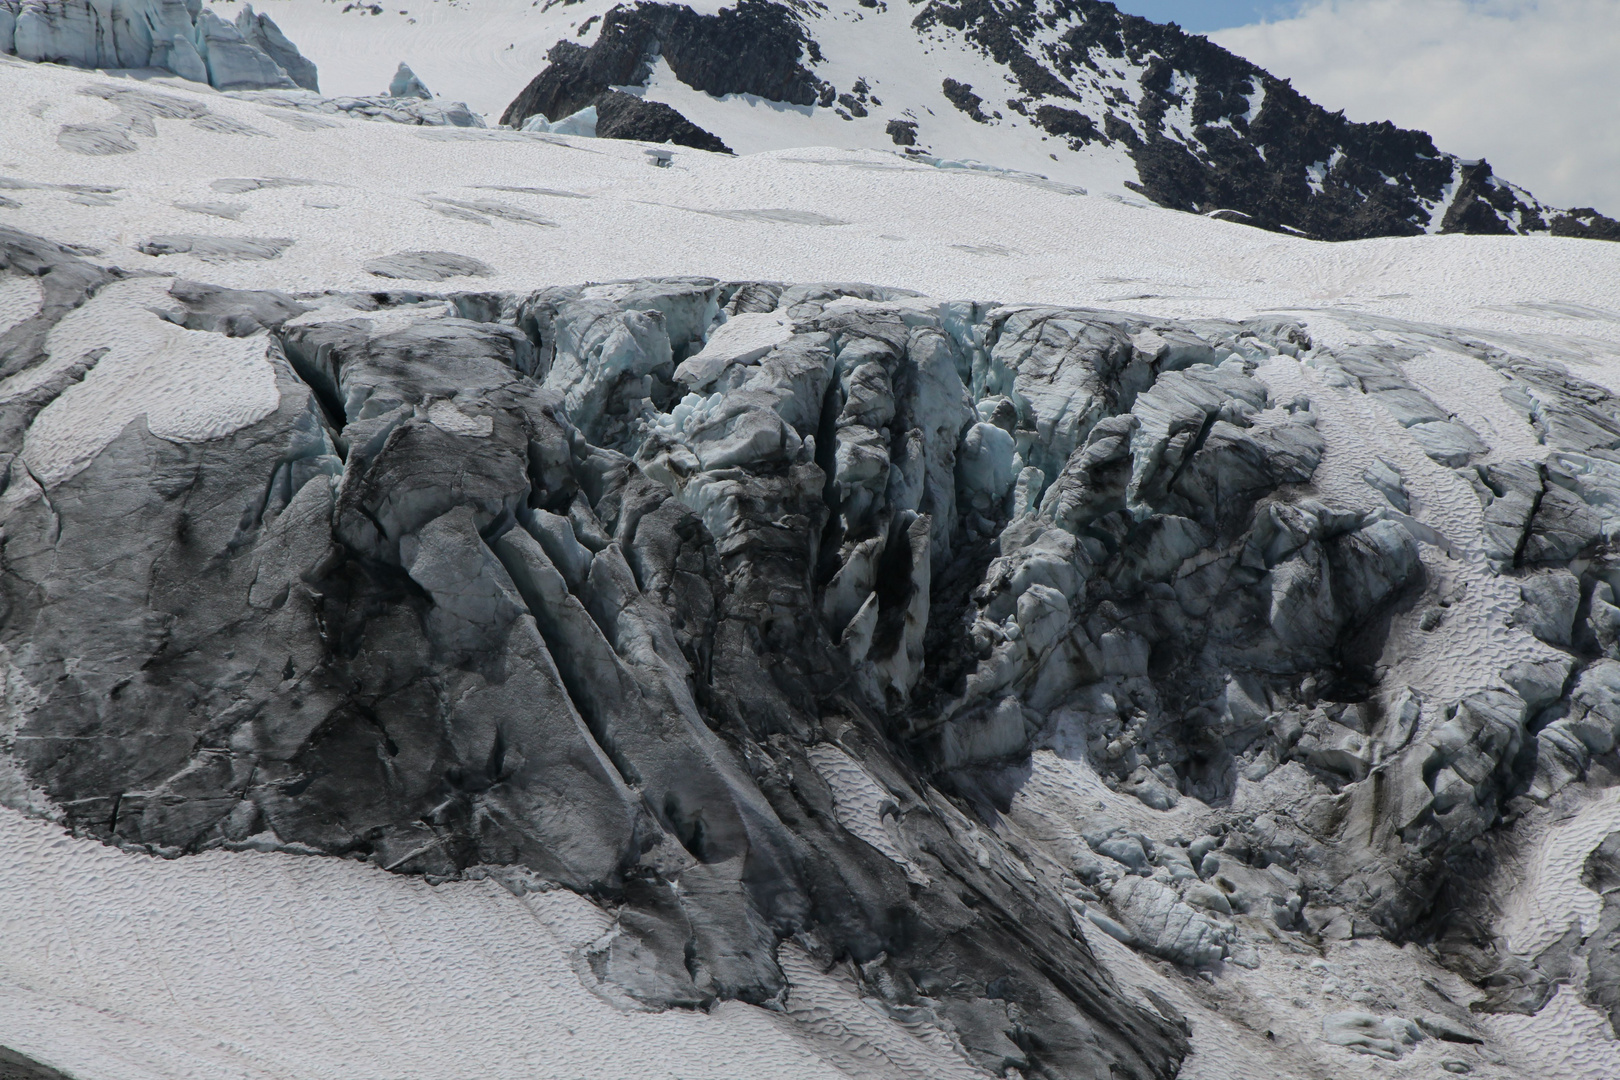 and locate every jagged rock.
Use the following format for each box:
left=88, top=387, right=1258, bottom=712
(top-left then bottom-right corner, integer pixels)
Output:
left=592, top=89, right=732, bottom=153
left=2, top=241, right=1200, bottom=1078
left=0, top=1046, right=73, bottom=1080
left=15, top=223, right=1620, bottom=1078
left=500, top=0, right=825, bottom=128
